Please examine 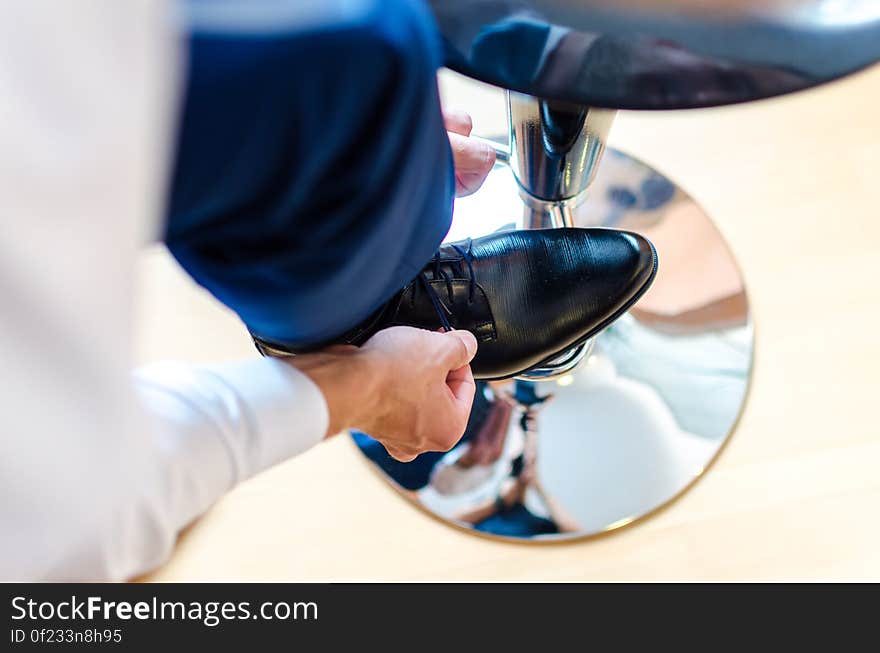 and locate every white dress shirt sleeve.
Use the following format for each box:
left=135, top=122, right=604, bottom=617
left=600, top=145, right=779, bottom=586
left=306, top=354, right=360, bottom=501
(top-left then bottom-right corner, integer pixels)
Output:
left=133, top=359, right=328, bottom=540
left=0, top=1, right=328, bottom=581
